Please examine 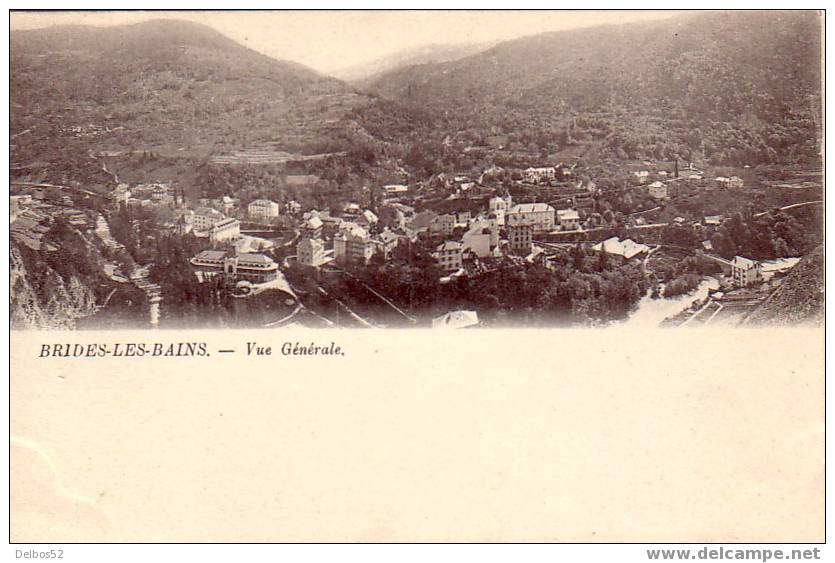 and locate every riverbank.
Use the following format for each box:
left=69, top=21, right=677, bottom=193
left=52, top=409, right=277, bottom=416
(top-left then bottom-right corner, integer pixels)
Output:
left=619, top=277, right=720, bottom=329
